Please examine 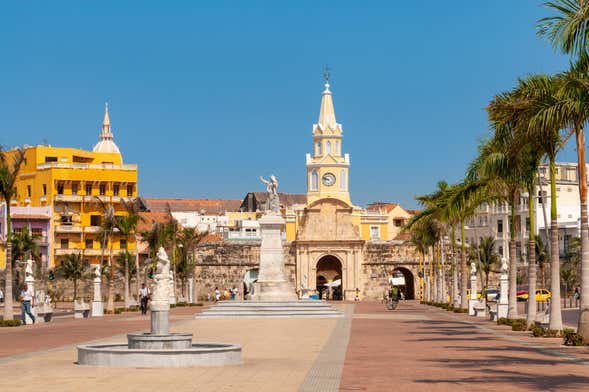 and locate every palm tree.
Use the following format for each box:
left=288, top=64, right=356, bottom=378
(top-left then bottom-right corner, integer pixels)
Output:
left=536, top=236, right=550, bottom=291
left=116, top=214, right=139, bottom=307
left=177, top=227, right=207, bottom=300
left=56, top=253, right=89, bottom=301
left=538, top=0, right=589, bottom=341
left=476, top=237, right=500, bottom=301
left=94, top=197, right=117, bottom=313
left=116, top=250, right=137, bottom=291
left=0, top=146, right=26, bottom=321
left=10, top=227, right=40, bottom=285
